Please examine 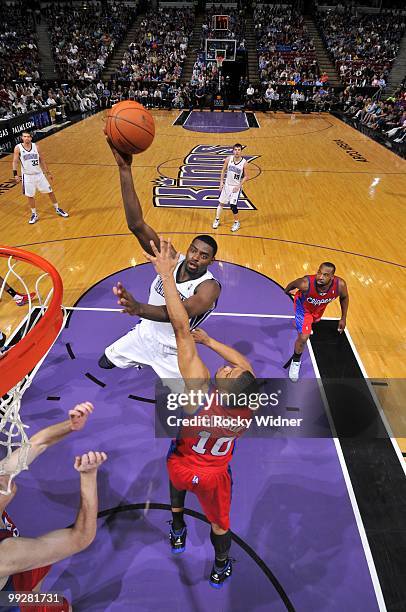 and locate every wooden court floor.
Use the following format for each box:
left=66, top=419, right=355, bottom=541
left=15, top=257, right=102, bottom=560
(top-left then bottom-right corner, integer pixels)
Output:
left=0, top=110, right=405, bottom=448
